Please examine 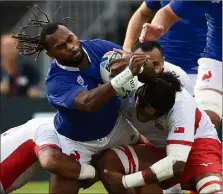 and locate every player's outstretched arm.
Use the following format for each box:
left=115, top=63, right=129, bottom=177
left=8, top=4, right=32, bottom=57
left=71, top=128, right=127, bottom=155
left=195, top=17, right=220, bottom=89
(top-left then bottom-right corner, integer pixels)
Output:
left=140, top=4, right=180, bottom=42
left=123, top=2, right=155, bottom=52
left=73, top=54, right=149, bottom=112
left=38, top=146, right=96, bottom=180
